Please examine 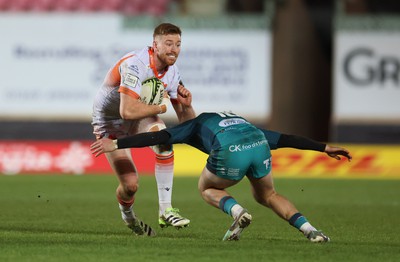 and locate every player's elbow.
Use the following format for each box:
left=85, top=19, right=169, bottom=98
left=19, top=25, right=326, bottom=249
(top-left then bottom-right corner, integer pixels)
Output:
left=119, top=106, right=136, bottom=120
left=119, top=110, right=130, bottom=120
left=119, top=105, right=148, bottom=120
